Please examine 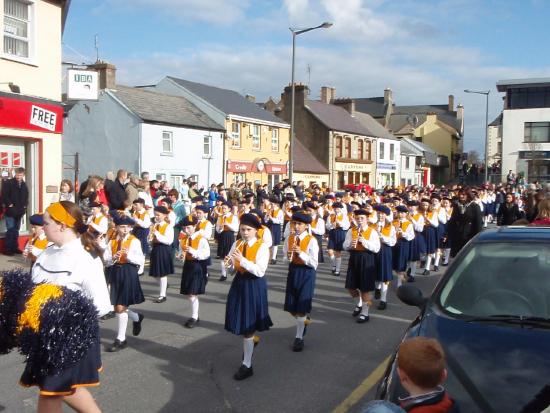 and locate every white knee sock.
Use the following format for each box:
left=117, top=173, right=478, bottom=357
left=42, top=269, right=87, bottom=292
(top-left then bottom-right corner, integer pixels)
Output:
left=375, top=281, right=383, bottom=290
left=127, top=309, right=139, bottom=322
left=410, top=261, right=417, bottom=275
left=434, top=252, right=441, bottom=267
left=443, top=249, right=451, bottom=264
left=397, top=276, right=403, bottom=288
left=425, top=255, right=432, bottom=271
left=116, top=312, right=128, bottom=341
left=356, top=295, right=363, bottom=307
left=335, top=257, right=342, bottom=272
left=360, top=303, right=370, bottom=317
left=329, top=254, right=335, bottom=268
left=220, top=261, right=227, bottom=277
left=243, top=337, right=254, bottom=368
left=271, top=246, right=278, bottom=260
left=295, top=316, right=306, bottom=339
left=190, top=296, right=199, bottom=319
left=159, top=276, right=168, bottom=297
left=381, top=283, right=388, bottom=302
